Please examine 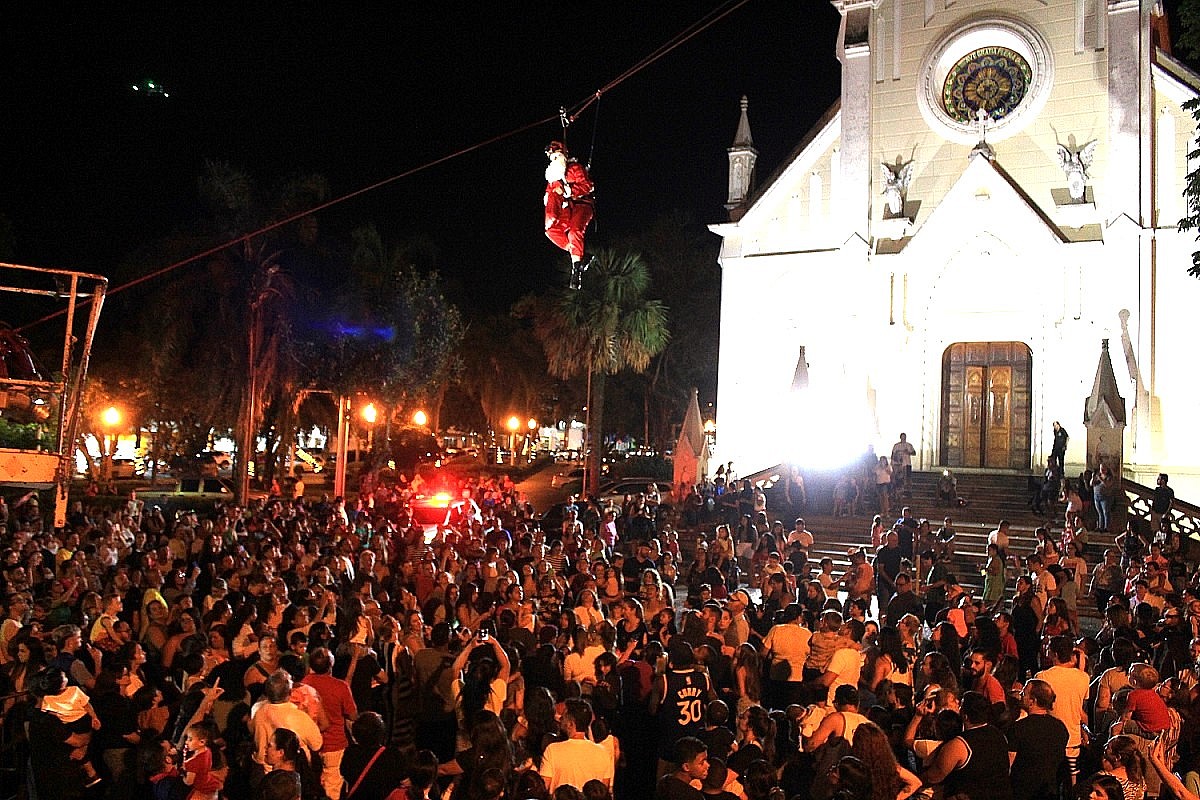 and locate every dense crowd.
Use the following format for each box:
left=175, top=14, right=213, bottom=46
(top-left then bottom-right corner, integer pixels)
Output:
left=1, top=465, right=1199, bottom=800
